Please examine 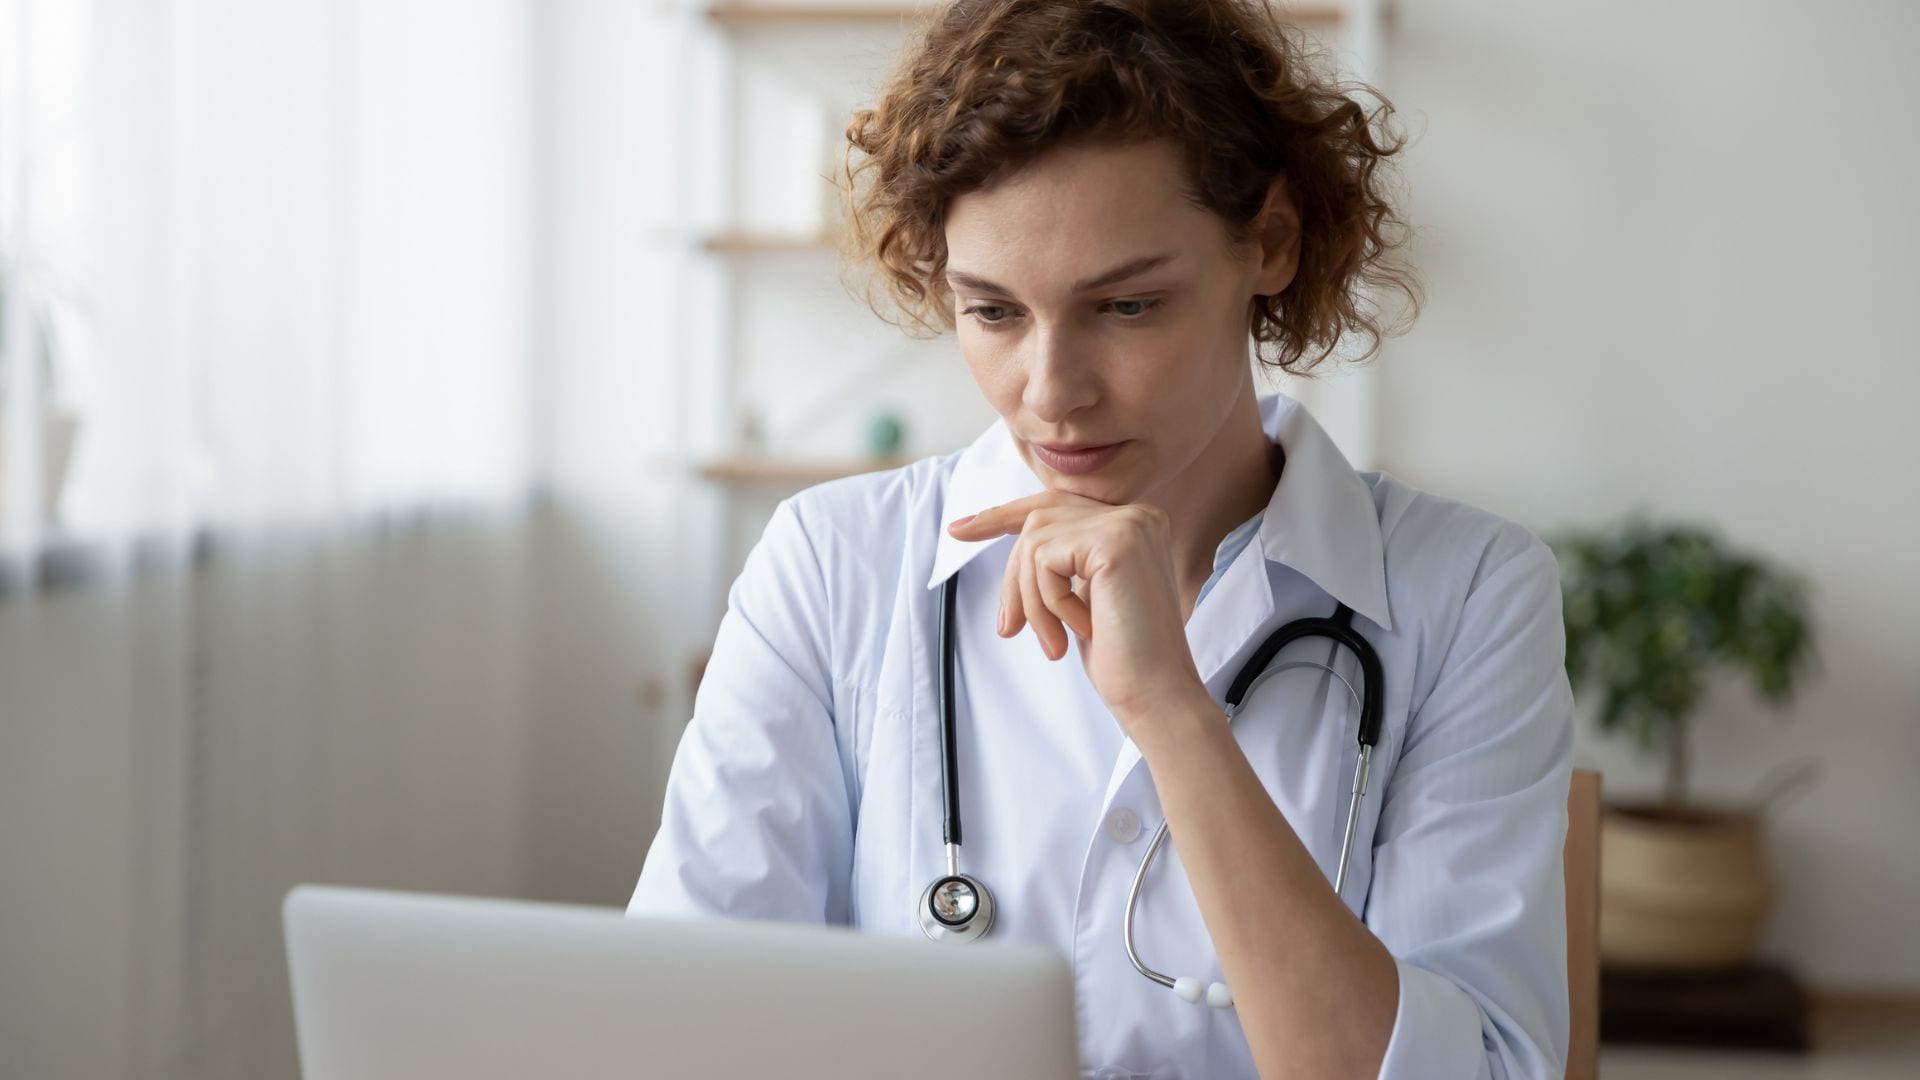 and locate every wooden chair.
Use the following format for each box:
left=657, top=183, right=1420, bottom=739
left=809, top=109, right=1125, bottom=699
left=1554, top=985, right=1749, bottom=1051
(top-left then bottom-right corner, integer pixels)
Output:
left=1565, top=769, right=1601, bottom=1080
